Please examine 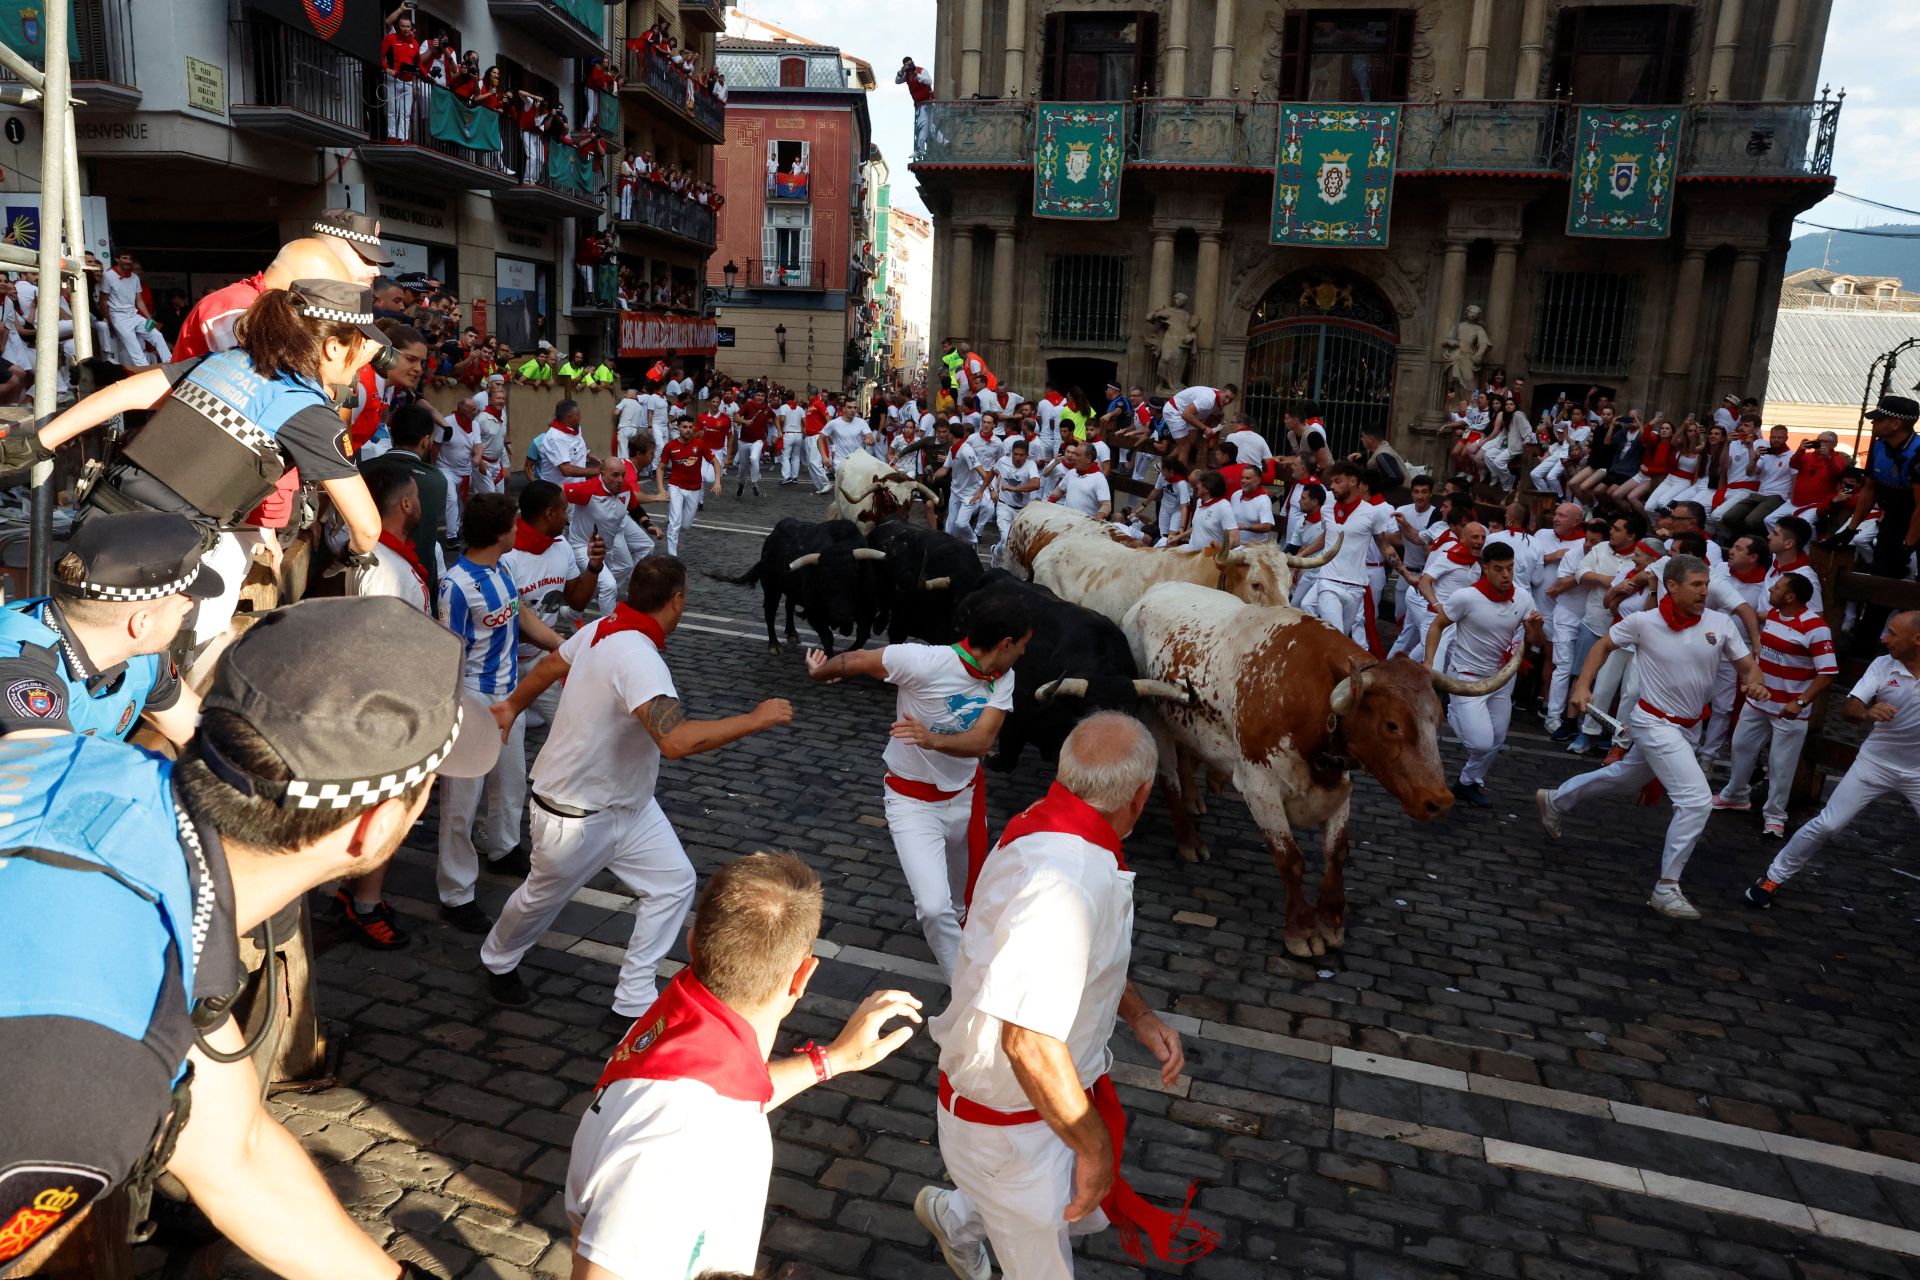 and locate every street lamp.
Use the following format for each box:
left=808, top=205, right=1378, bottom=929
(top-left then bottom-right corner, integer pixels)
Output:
left=775, top=322, right=787, bottom=362
left=723, top=258, right=738, bottom=297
